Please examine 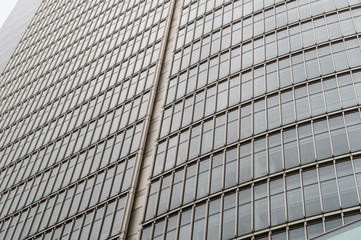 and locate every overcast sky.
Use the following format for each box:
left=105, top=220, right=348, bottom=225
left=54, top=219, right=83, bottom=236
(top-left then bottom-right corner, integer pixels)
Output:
left=0, top=0, right=18, bottom=29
